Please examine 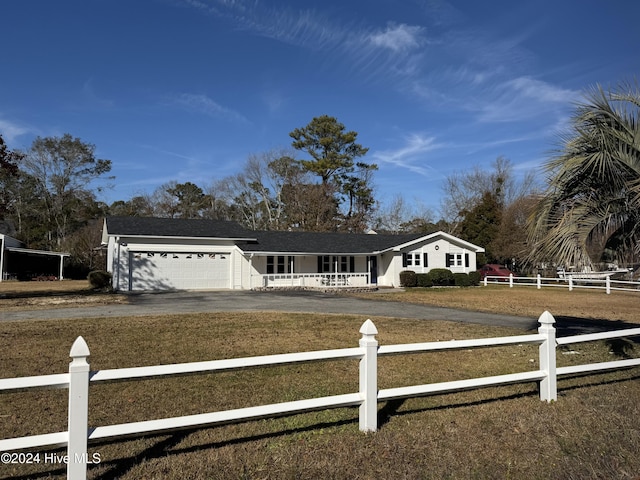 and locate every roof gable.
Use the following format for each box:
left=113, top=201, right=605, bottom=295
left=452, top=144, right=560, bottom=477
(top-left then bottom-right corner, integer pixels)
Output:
left=384, top=231, right=485, bottom=253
